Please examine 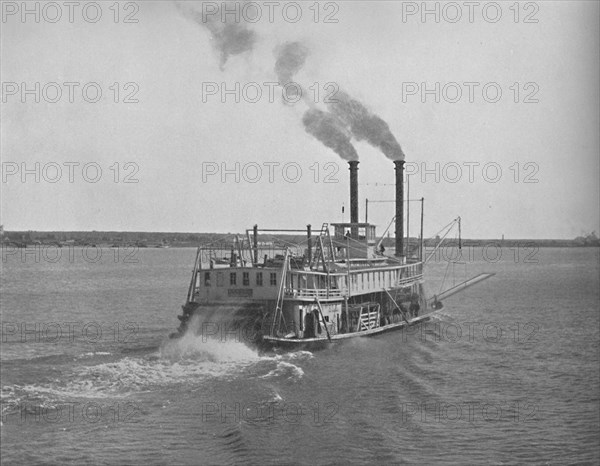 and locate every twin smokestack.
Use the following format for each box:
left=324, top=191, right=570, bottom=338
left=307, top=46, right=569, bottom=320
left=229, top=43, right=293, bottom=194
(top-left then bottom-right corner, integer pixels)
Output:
left=347, top=160, right=404, bottom=258
left=348, top=161, right=359, bottom=225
